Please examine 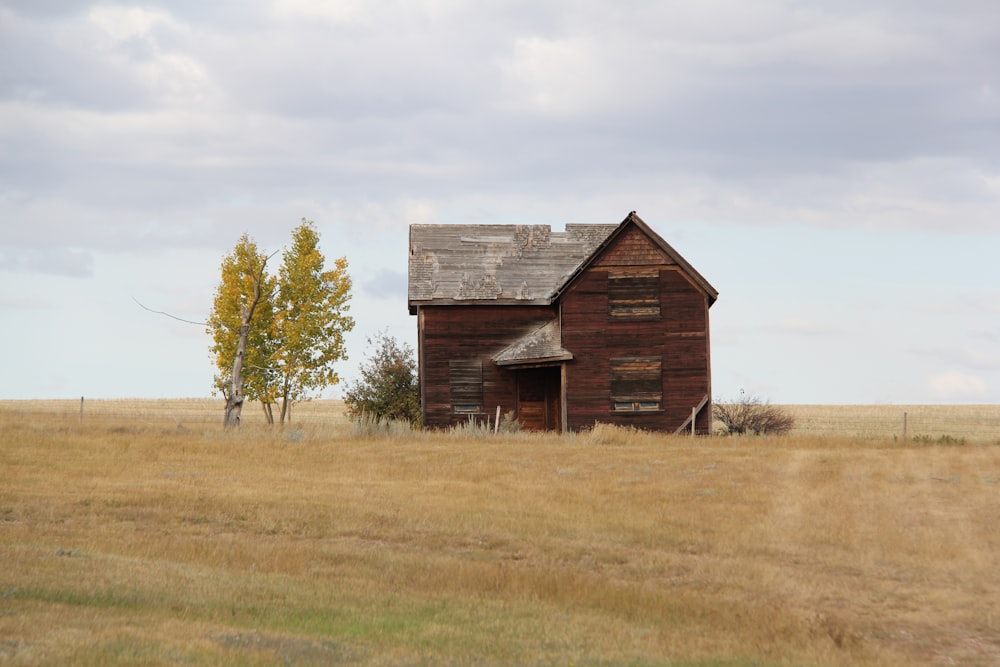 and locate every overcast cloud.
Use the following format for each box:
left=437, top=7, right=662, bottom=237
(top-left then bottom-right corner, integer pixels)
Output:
left=1, top=0, right=998, bottom=403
